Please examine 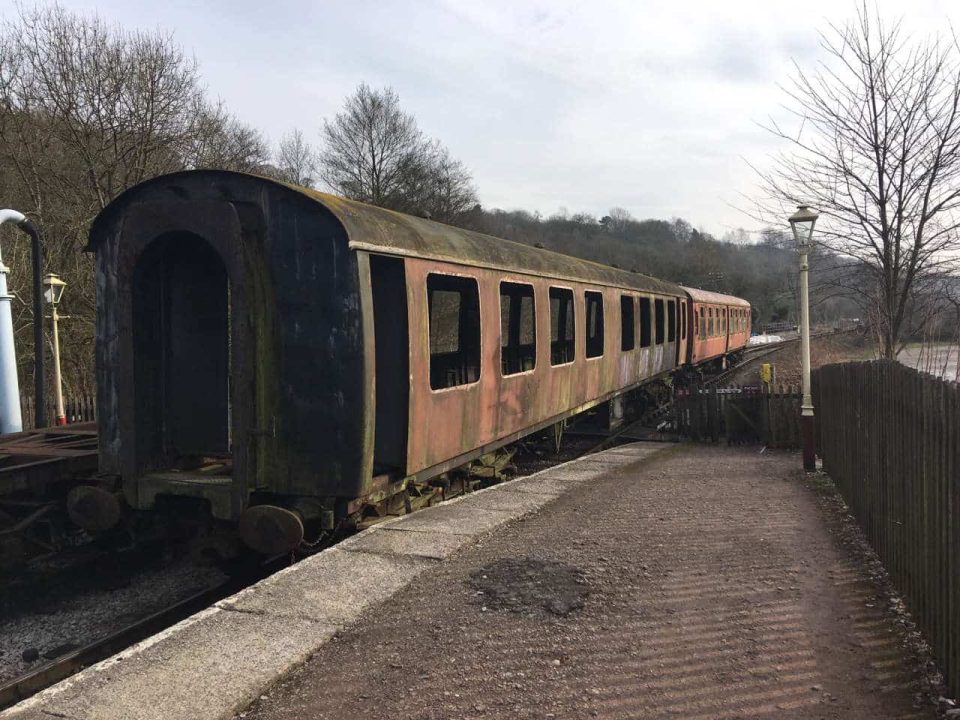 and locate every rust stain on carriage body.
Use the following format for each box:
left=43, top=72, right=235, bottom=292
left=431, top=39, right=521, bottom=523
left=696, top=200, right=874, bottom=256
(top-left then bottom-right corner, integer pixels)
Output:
left=405, top=257, right=684, bottom=475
